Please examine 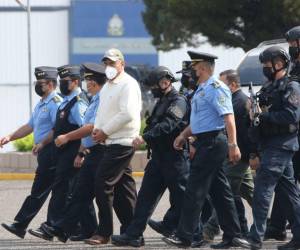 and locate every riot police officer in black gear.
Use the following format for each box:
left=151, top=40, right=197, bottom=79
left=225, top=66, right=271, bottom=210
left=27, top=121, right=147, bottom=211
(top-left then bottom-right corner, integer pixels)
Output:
left=247, top=46, right=300, bottom=250
left=111, top=66, right=190, bottom=248
left=264, top=26, right=300, bottom=244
